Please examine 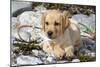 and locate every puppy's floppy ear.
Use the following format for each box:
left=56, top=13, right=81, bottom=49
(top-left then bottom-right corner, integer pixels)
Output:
left=41, top=10, right=52, bottom=31
left=62, top=11, right=70, bottom=32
